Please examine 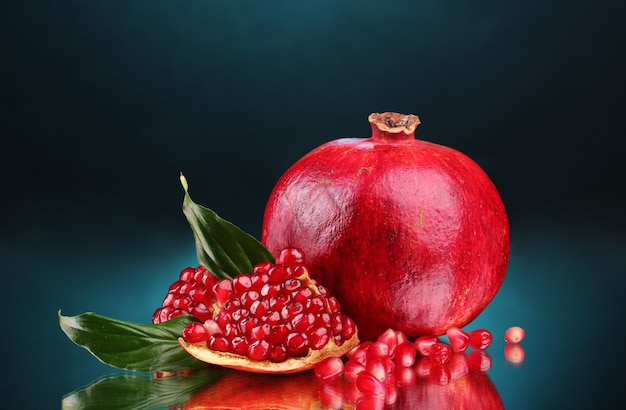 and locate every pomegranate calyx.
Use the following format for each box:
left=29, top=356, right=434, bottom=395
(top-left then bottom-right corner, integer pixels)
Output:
left=368, top=112, right=420, bottom=135
left=178, top=332, right=360, bottom=374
